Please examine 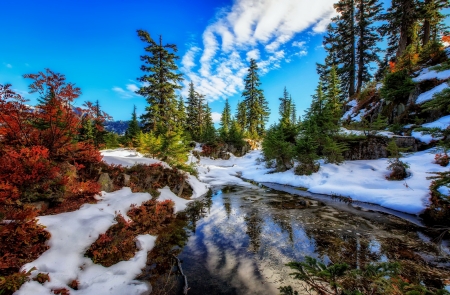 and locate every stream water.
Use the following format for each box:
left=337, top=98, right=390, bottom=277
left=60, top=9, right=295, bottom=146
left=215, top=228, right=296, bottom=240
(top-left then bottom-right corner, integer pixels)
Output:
left=143, top=183, right=450, bottom=295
